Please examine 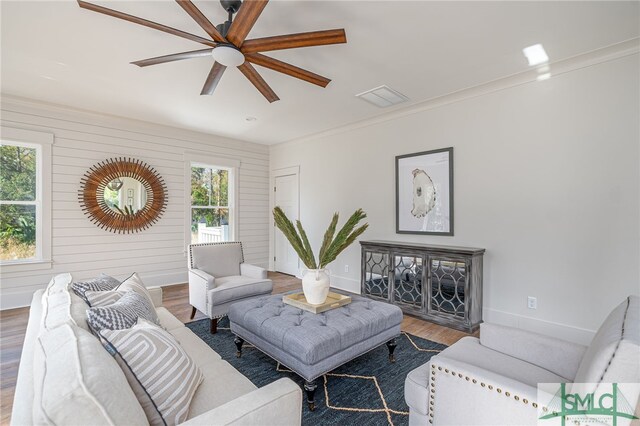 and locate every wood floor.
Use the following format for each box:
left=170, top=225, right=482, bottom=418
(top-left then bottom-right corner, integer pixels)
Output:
left=0, top=272, right=474, bottom=425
